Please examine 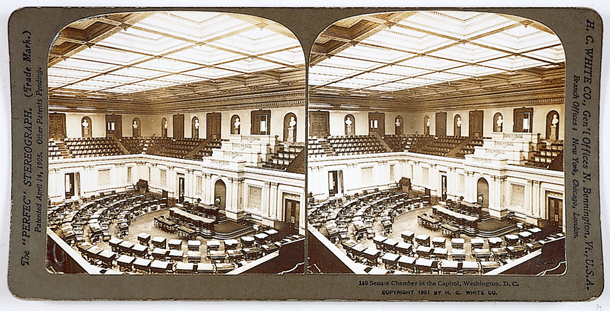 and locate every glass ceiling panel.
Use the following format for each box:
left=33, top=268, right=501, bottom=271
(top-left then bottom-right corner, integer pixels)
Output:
left=374, top=64, right=432, bottom=77
left=220, top=58, right=283, bottom=73
left=136, top=58, right=200, bottom=73
left=170, top=44, right=243, bottom=64
left=55, top=57, right=121, bottom=73
left=75, top=45, right=147, bottom=65
left=184, top=67, right=240, bottom=80
left=397, top=56, right=463, bottom=71
left=428, top=43, right=509, bottom=63
left=480, top=56, right=548, bottom=71
left=362, top=28, right=453, bottom=54
left=524, top=46, right=565, bottom=63
left=445, top=65, right=505, bottom=77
